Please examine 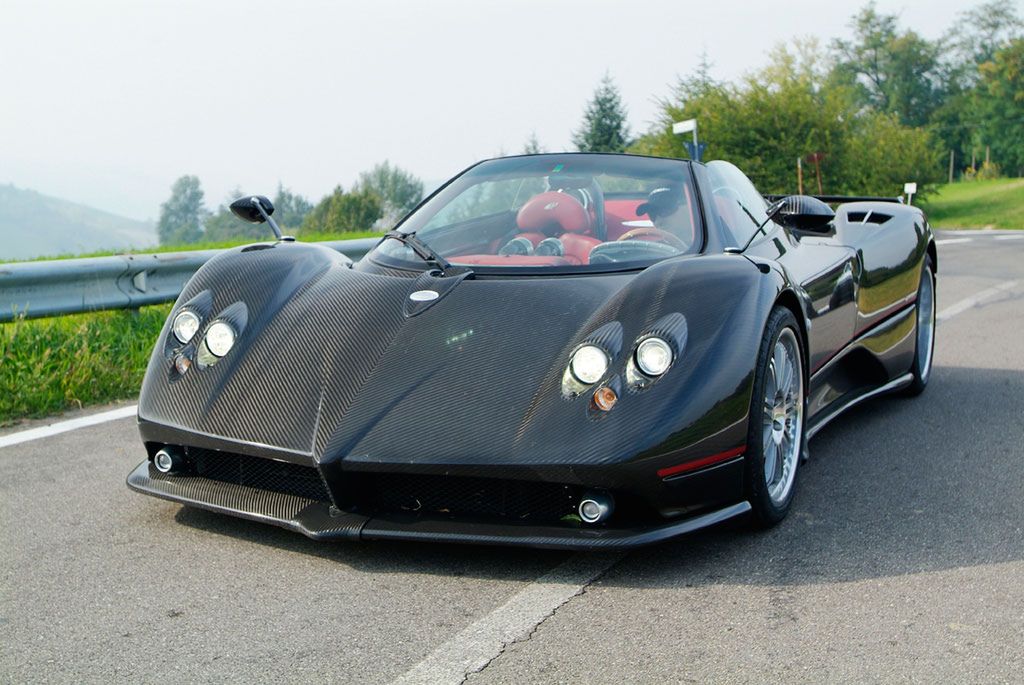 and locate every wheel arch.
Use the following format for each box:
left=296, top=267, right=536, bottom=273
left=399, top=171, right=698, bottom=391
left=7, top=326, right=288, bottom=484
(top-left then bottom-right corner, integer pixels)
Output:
left=772, top=288, right=810, bottom=385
